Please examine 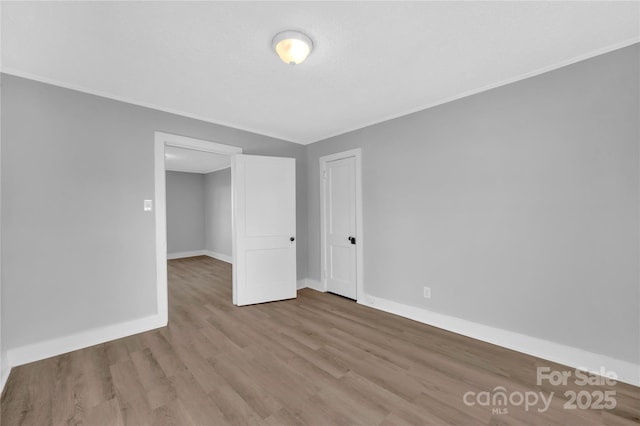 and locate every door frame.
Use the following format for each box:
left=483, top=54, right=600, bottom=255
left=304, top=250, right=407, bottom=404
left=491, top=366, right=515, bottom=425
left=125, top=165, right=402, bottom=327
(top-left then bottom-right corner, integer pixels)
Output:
left=154, top=131, right=242, bottom=324
left=319, top=148, right=364, bottom=302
